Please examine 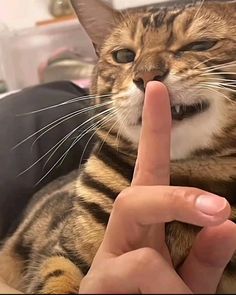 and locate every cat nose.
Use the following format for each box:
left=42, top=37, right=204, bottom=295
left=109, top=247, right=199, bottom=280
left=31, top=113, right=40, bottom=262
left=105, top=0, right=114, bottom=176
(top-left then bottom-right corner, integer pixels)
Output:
left=133, top=70, right=169, bottom=92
